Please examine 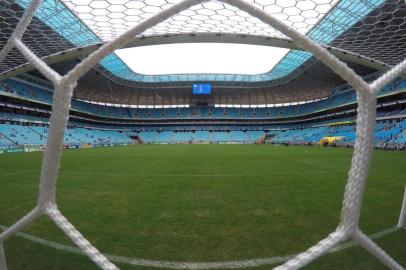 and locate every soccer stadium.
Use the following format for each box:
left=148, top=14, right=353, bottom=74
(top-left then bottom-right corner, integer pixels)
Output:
left=0, top=0, right=406, bottom=269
